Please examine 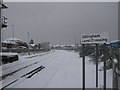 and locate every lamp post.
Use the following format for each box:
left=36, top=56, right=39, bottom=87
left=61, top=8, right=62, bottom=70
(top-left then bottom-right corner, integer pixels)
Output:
left=11, top=25, right=14, bottom=42
left=28, top=32, right=30, bottom=55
